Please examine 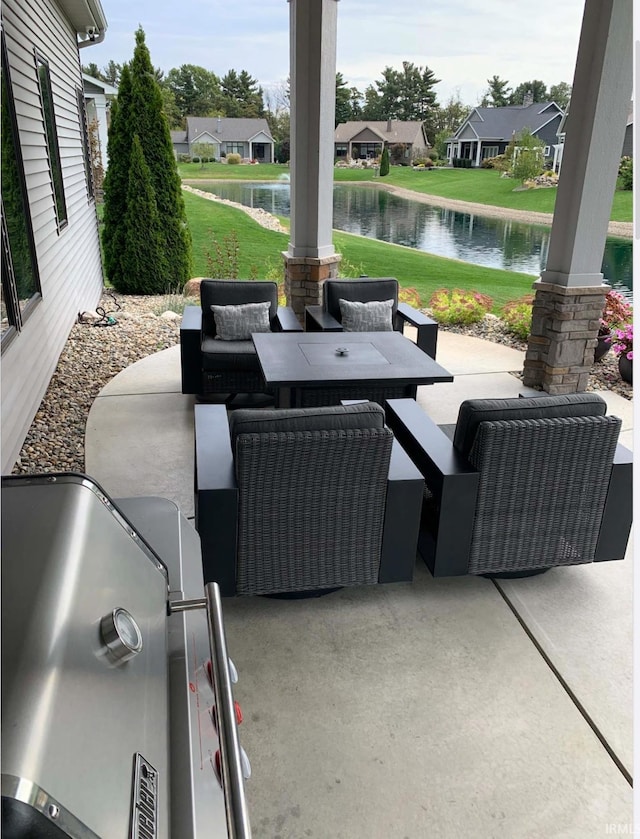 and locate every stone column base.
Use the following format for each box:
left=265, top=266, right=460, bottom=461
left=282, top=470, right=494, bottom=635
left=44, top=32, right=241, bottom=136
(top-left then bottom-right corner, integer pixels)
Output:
left=522, top=282, right=607, bottom=394
left=282, top=252, right=342, bottom=320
